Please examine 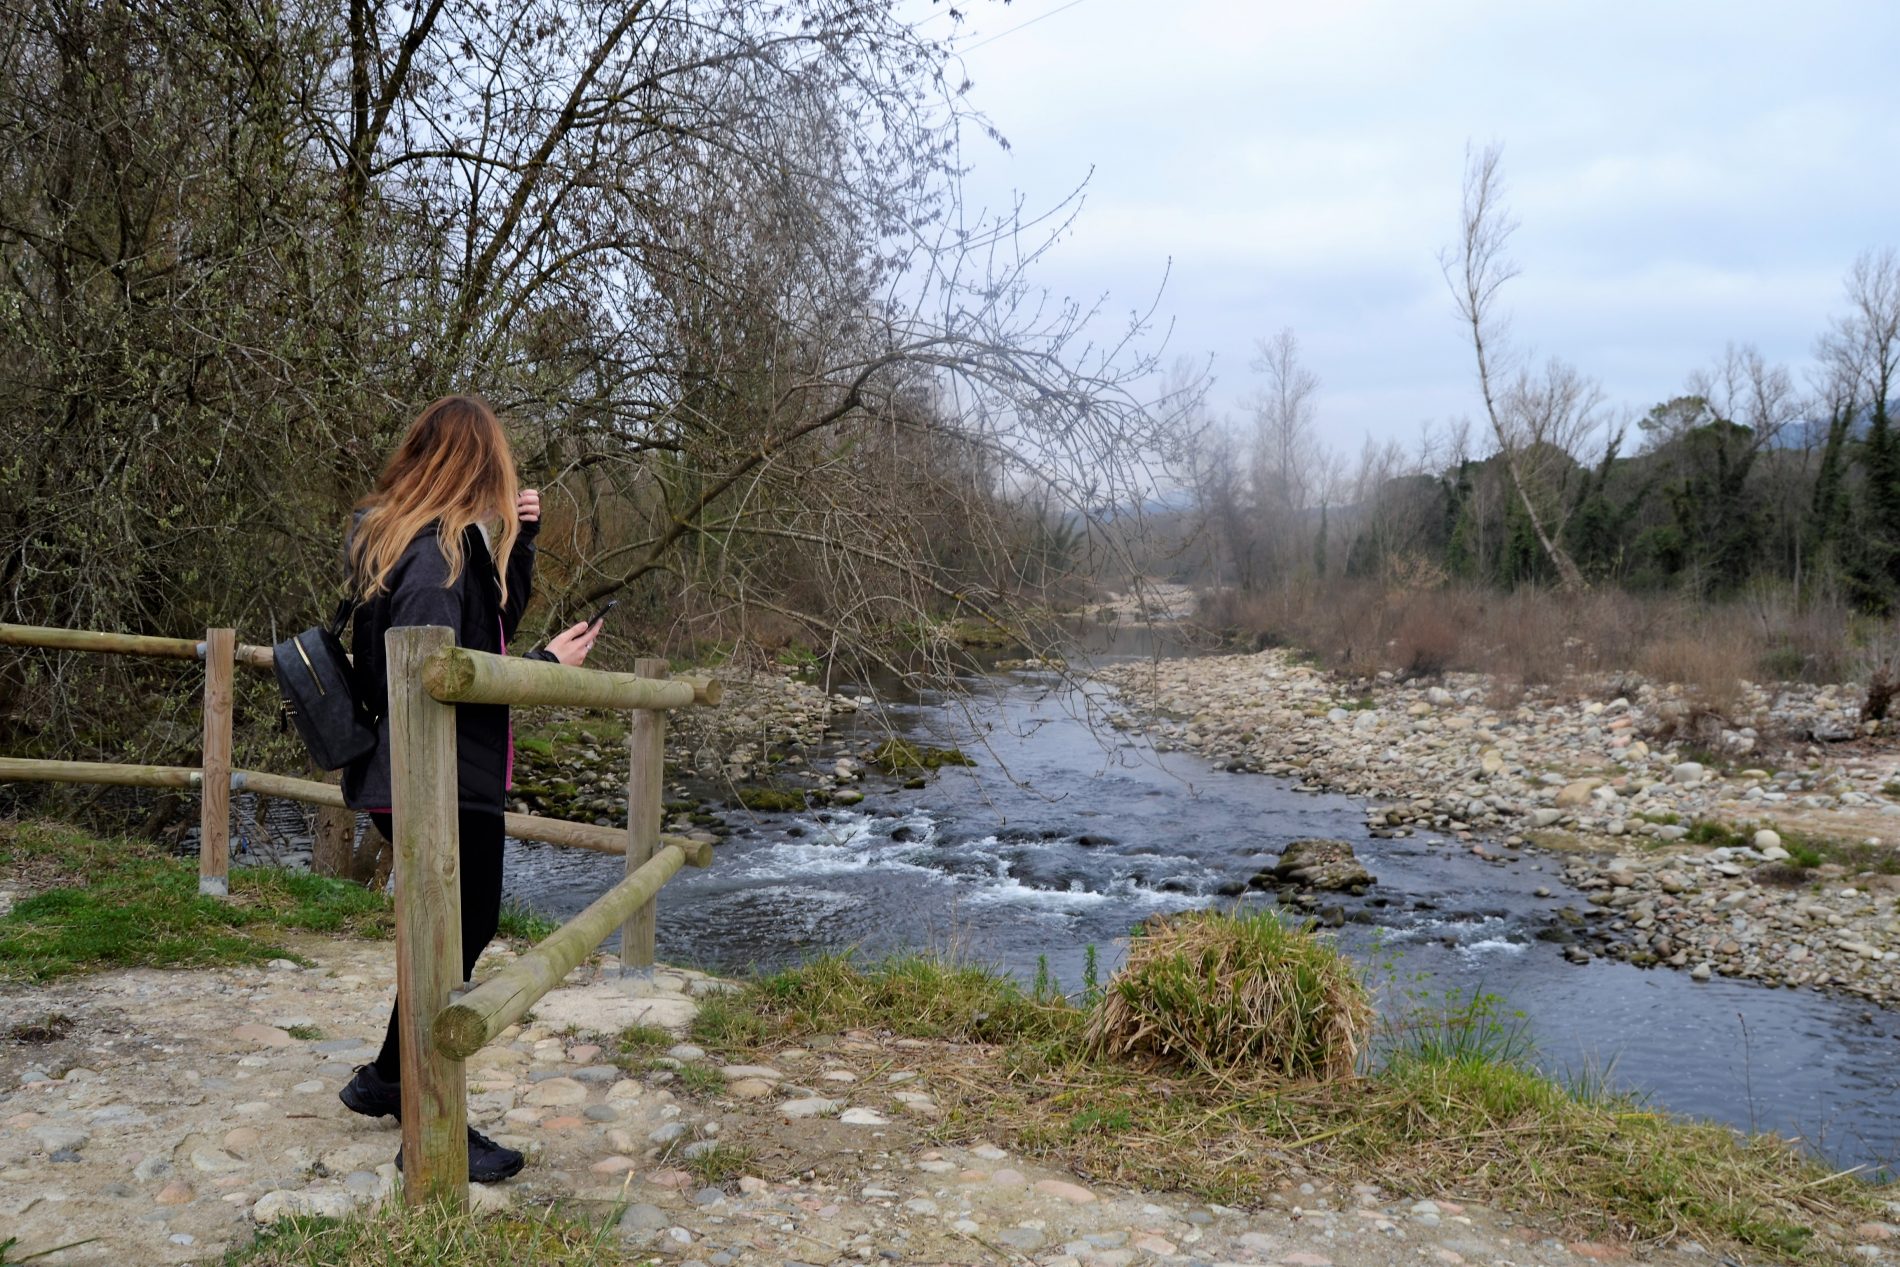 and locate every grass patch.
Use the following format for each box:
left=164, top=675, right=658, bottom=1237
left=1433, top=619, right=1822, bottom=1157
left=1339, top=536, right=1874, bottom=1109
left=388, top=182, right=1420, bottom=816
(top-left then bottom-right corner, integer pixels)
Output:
left=496, top=900, right=559, bottom=944
left=869, top=739, right=976, bottom=774
left=674, top=1061, right=726, bottom=1095
left=1686, top=819, right=1748, bottom=848
left=226, top=1200, right=621, bottom=1266
left=1773, top=828, right=1900, bottom=875
left=0, top=820, right=392, bottom=983
left=730, top=952, right=1069, bottom=1047
left=285, top=1024, right=323, bottom=1041
left=616, top=1023, right=674, bottom=1057
left=692, top=916, right=1891, bottom=1261
left=1086, top=909, right=1370, bottom=1081
left=1633, top=810, right=1682, bottom=826
left=684, top=1142, right=755, bottom=1186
